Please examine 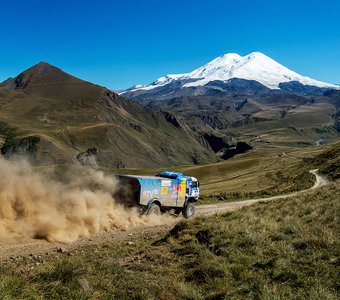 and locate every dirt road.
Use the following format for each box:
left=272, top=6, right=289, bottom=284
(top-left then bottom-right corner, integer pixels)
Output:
left=0, top=170, right=328, bottom=260
left=196, top=169, right=327, bottom=216
left=309, top=169, right=328, bottom=189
